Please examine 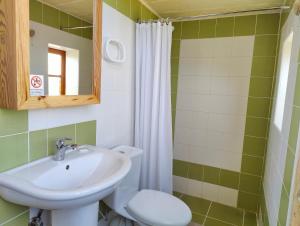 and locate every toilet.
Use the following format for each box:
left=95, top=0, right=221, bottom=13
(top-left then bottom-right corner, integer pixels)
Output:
left=104, top=146, right=192, bottom=226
